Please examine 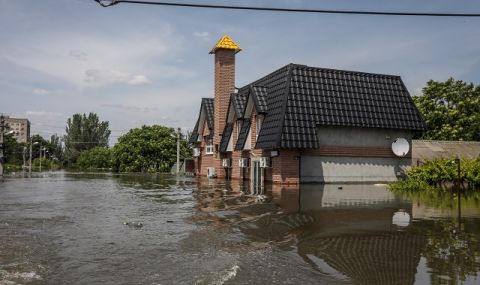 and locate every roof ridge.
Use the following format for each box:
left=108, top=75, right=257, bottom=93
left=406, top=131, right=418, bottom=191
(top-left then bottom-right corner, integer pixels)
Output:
left=291, top=63, right=401, bottom=78
left=275, top=63, right=295, bottom=147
